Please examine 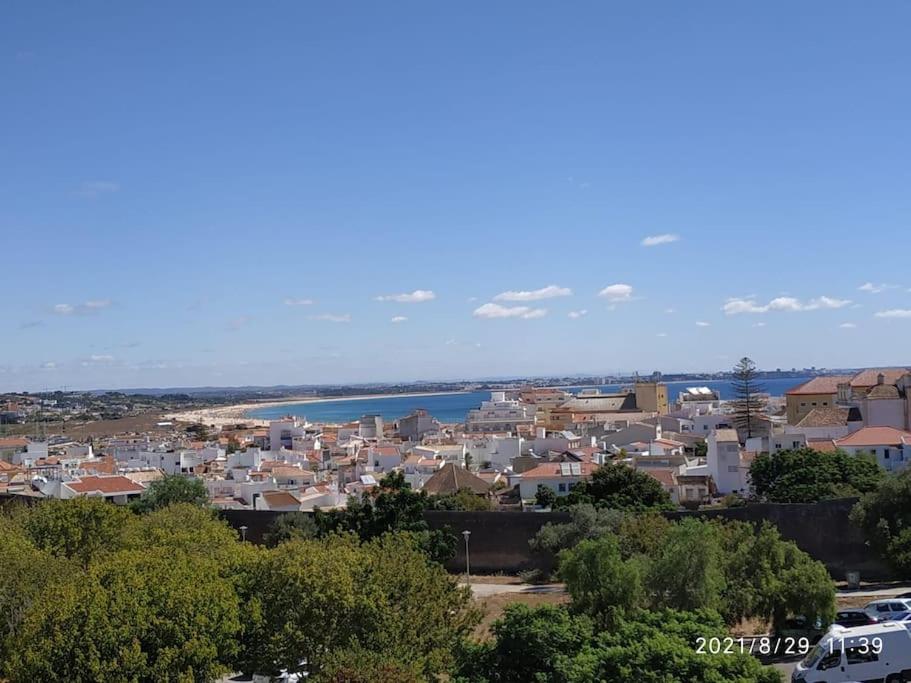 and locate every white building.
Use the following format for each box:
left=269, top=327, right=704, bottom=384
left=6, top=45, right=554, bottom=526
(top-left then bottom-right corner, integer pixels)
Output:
left=835, top=427, right=911, bottom=473
left=706, top=428, right=748, bottom=494
left=465, top=392, right=536, bottom=433
left=461, top=434, right=523, bottom=471
left=514, top=461, right=598, bottom=499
